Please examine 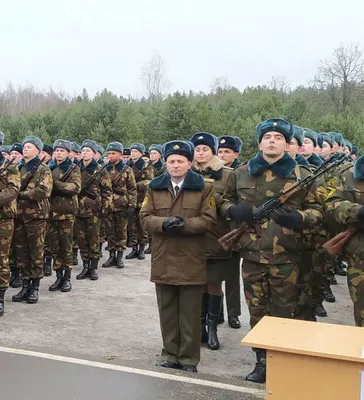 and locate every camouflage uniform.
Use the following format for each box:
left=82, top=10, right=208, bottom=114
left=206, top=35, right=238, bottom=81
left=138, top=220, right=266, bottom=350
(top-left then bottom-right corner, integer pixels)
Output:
left=325, top=158, right=364, bottom=326
left=76, top=159, right=112, bottom=268
left=13, top=156, right=53, bottom=303
left=221, top=153, right=323, bottom=329
left=0, top=157, right=21, bottom=291
left=128, top=158, right=154, bottom=251
left=106, top=161, right=137, bottom=252
left=49, top=157, right=81, bottom=272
